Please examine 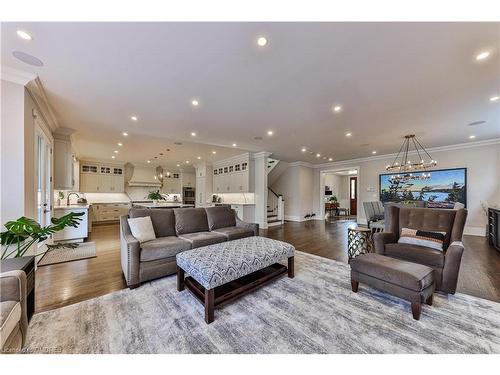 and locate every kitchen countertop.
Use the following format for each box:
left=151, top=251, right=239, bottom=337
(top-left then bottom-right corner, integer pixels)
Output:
left=54, top=204, right=91, bottom=210
left=132, top=202, right=194, bottom=209
left=214, top=202, right=255, bottom=206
